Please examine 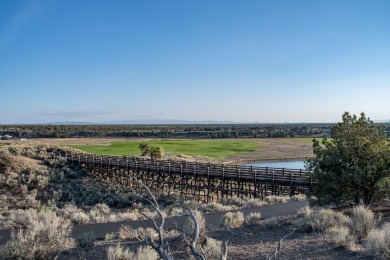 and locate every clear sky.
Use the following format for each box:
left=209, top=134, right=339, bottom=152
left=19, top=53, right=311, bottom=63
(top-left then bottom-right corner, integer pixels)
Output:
left=0, top=0, right=389, bottom=124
